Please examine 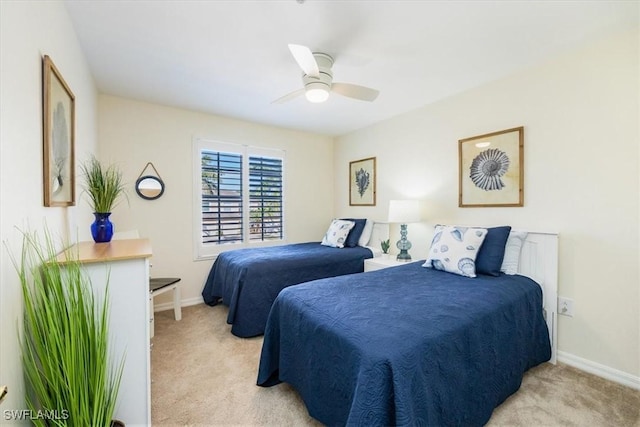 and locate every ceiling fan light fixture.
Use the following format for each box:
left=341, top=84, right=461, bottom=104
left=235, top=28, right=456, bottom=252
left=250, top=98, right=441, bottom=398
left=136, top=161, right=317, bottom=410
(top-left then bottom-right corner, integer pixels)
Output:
left=275, top=44, right=378, bottom=105
left=305, top=82, right=330, bottom=103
